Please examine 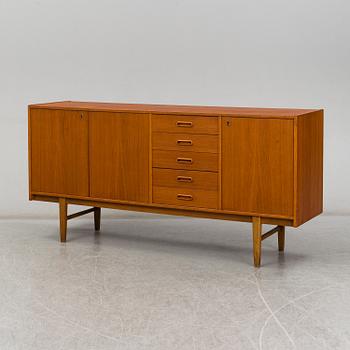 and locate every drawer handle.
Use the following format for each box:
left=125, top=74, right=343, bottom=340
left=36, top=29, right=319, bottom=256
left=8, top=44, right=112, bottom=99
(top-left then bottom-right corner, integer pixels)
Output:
left=177, top=194, right=193, bottom=201
left=176, top=139, right=193, bottom=146
left=177, top=157, right=193, bottom=164
left=177, top=176, right=193, bottom=183
left=176, top=121, right=193, bottom=128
